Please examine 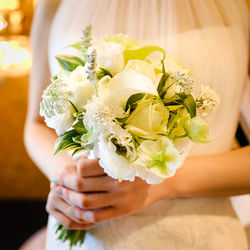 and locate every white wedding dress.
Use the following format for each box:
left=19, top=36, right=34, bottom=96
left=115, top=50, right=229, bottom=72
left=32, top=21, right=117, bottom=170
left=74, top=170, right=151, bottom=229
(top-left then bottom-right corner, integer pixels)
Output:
left=46, top=0, right=249, bottom=249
